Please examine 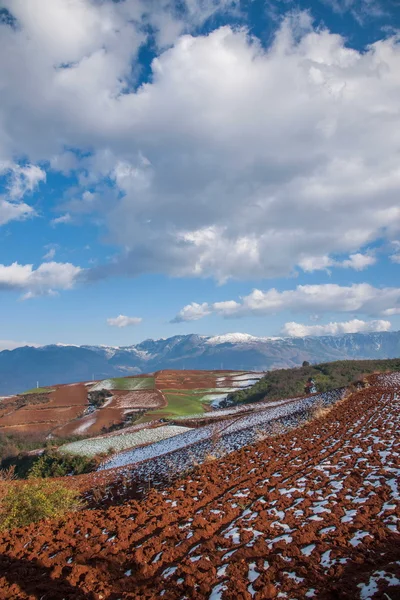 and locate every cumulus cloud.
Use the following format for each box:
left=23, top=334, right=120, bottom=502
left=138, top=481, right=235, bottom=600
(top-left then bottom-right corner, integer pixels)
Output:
left=171, top=302, right=212, bottom=323
left=173, top=283, right=400, bottom=321
left=1, top=6, right=400, bottom=280
left=50, top=213, right=72, bottom=226
left=299, top=252, right=377, bottom=273
left=281, top=318, right=392, bottom=338
left=0, top=261, right=82, bottom=298
left=0, top=162, right=45, bottom=225
left=107, top=315, right=142, bottom=327
left=6, top=164, right=46, bottom=200
left=0, top=197, right=34, bottom=226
